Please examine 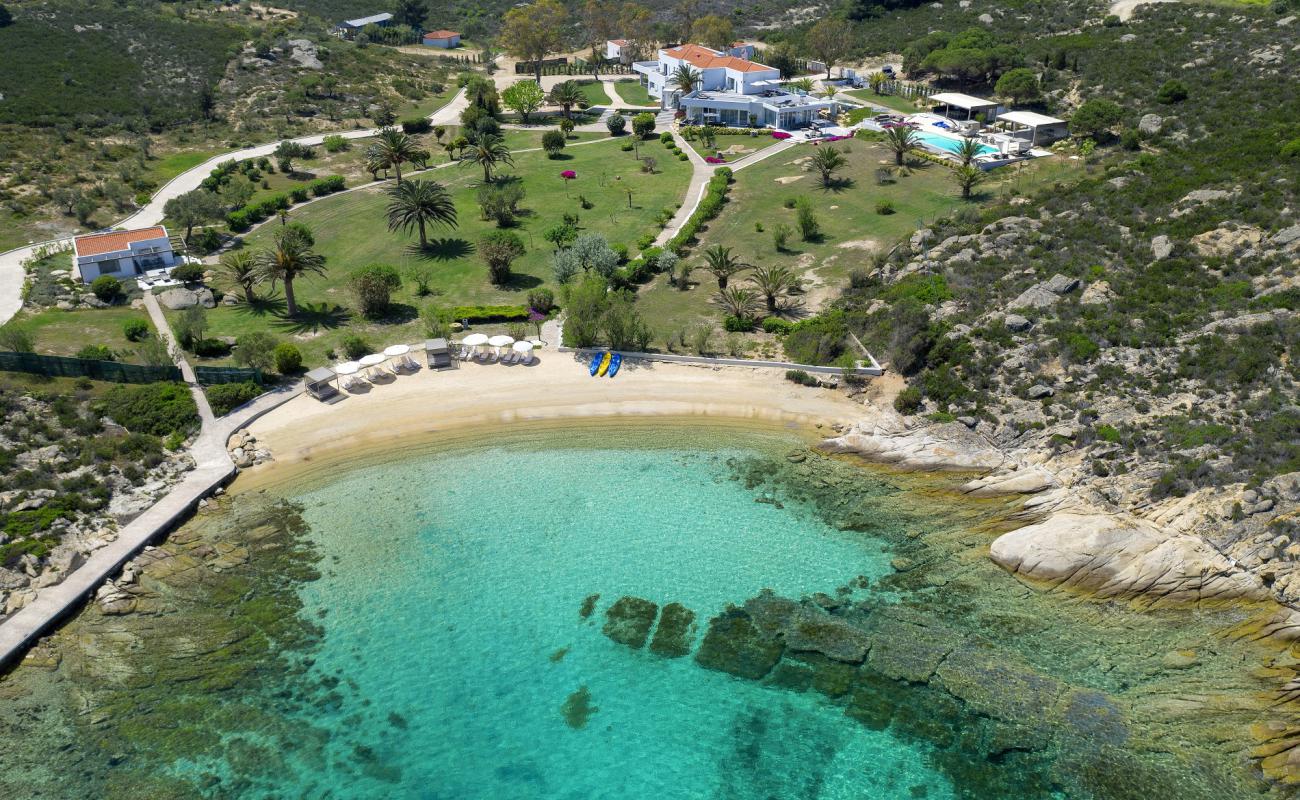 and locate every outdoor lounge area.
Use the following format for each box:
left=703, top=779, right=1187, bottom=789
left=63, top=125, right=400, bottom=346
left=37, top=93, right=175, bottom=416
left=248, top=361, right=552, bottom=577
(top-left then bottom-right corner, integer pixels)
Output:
left=311, top=336, right=542, bottom=399
left=994, top=110, right=1069, bottom=146
left=927, top=92, right=1001, bottom=125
